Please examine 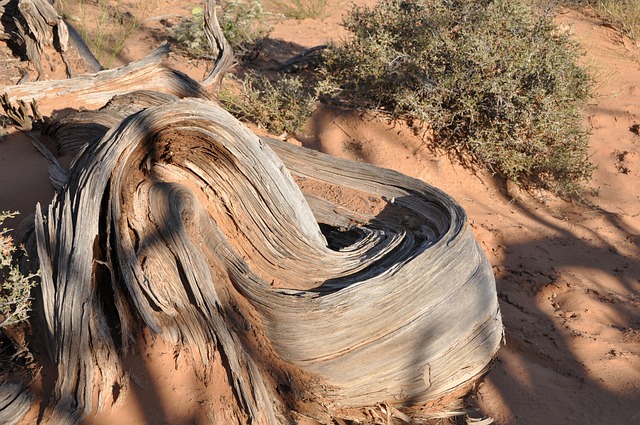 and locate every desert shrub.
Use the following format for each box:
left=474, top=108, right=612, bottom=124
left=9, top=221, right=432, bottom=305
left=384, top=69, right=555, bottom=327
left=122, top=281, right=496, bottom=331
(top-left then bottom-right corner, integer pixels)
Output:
left=170, top=0, right=275, bottom=61
left=0, top=212, right=38, bottom=329
left=265, top=0, right=328, bottom=19
left=169, top=6, right=208, bottom=56
left=320, top=0, right=595, bottom=195
left=220, top=73, right=317, bottom=135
